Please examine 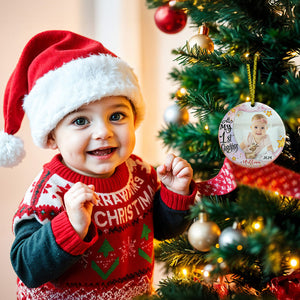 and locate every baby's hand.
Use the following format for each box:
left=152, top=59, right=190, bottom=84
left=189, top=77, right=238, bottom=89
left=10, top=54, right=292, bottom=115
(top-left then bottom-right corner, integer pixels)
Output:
left=157, top=153, right=193, bottom=195
left=64, top=182, right=99, bottom=240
